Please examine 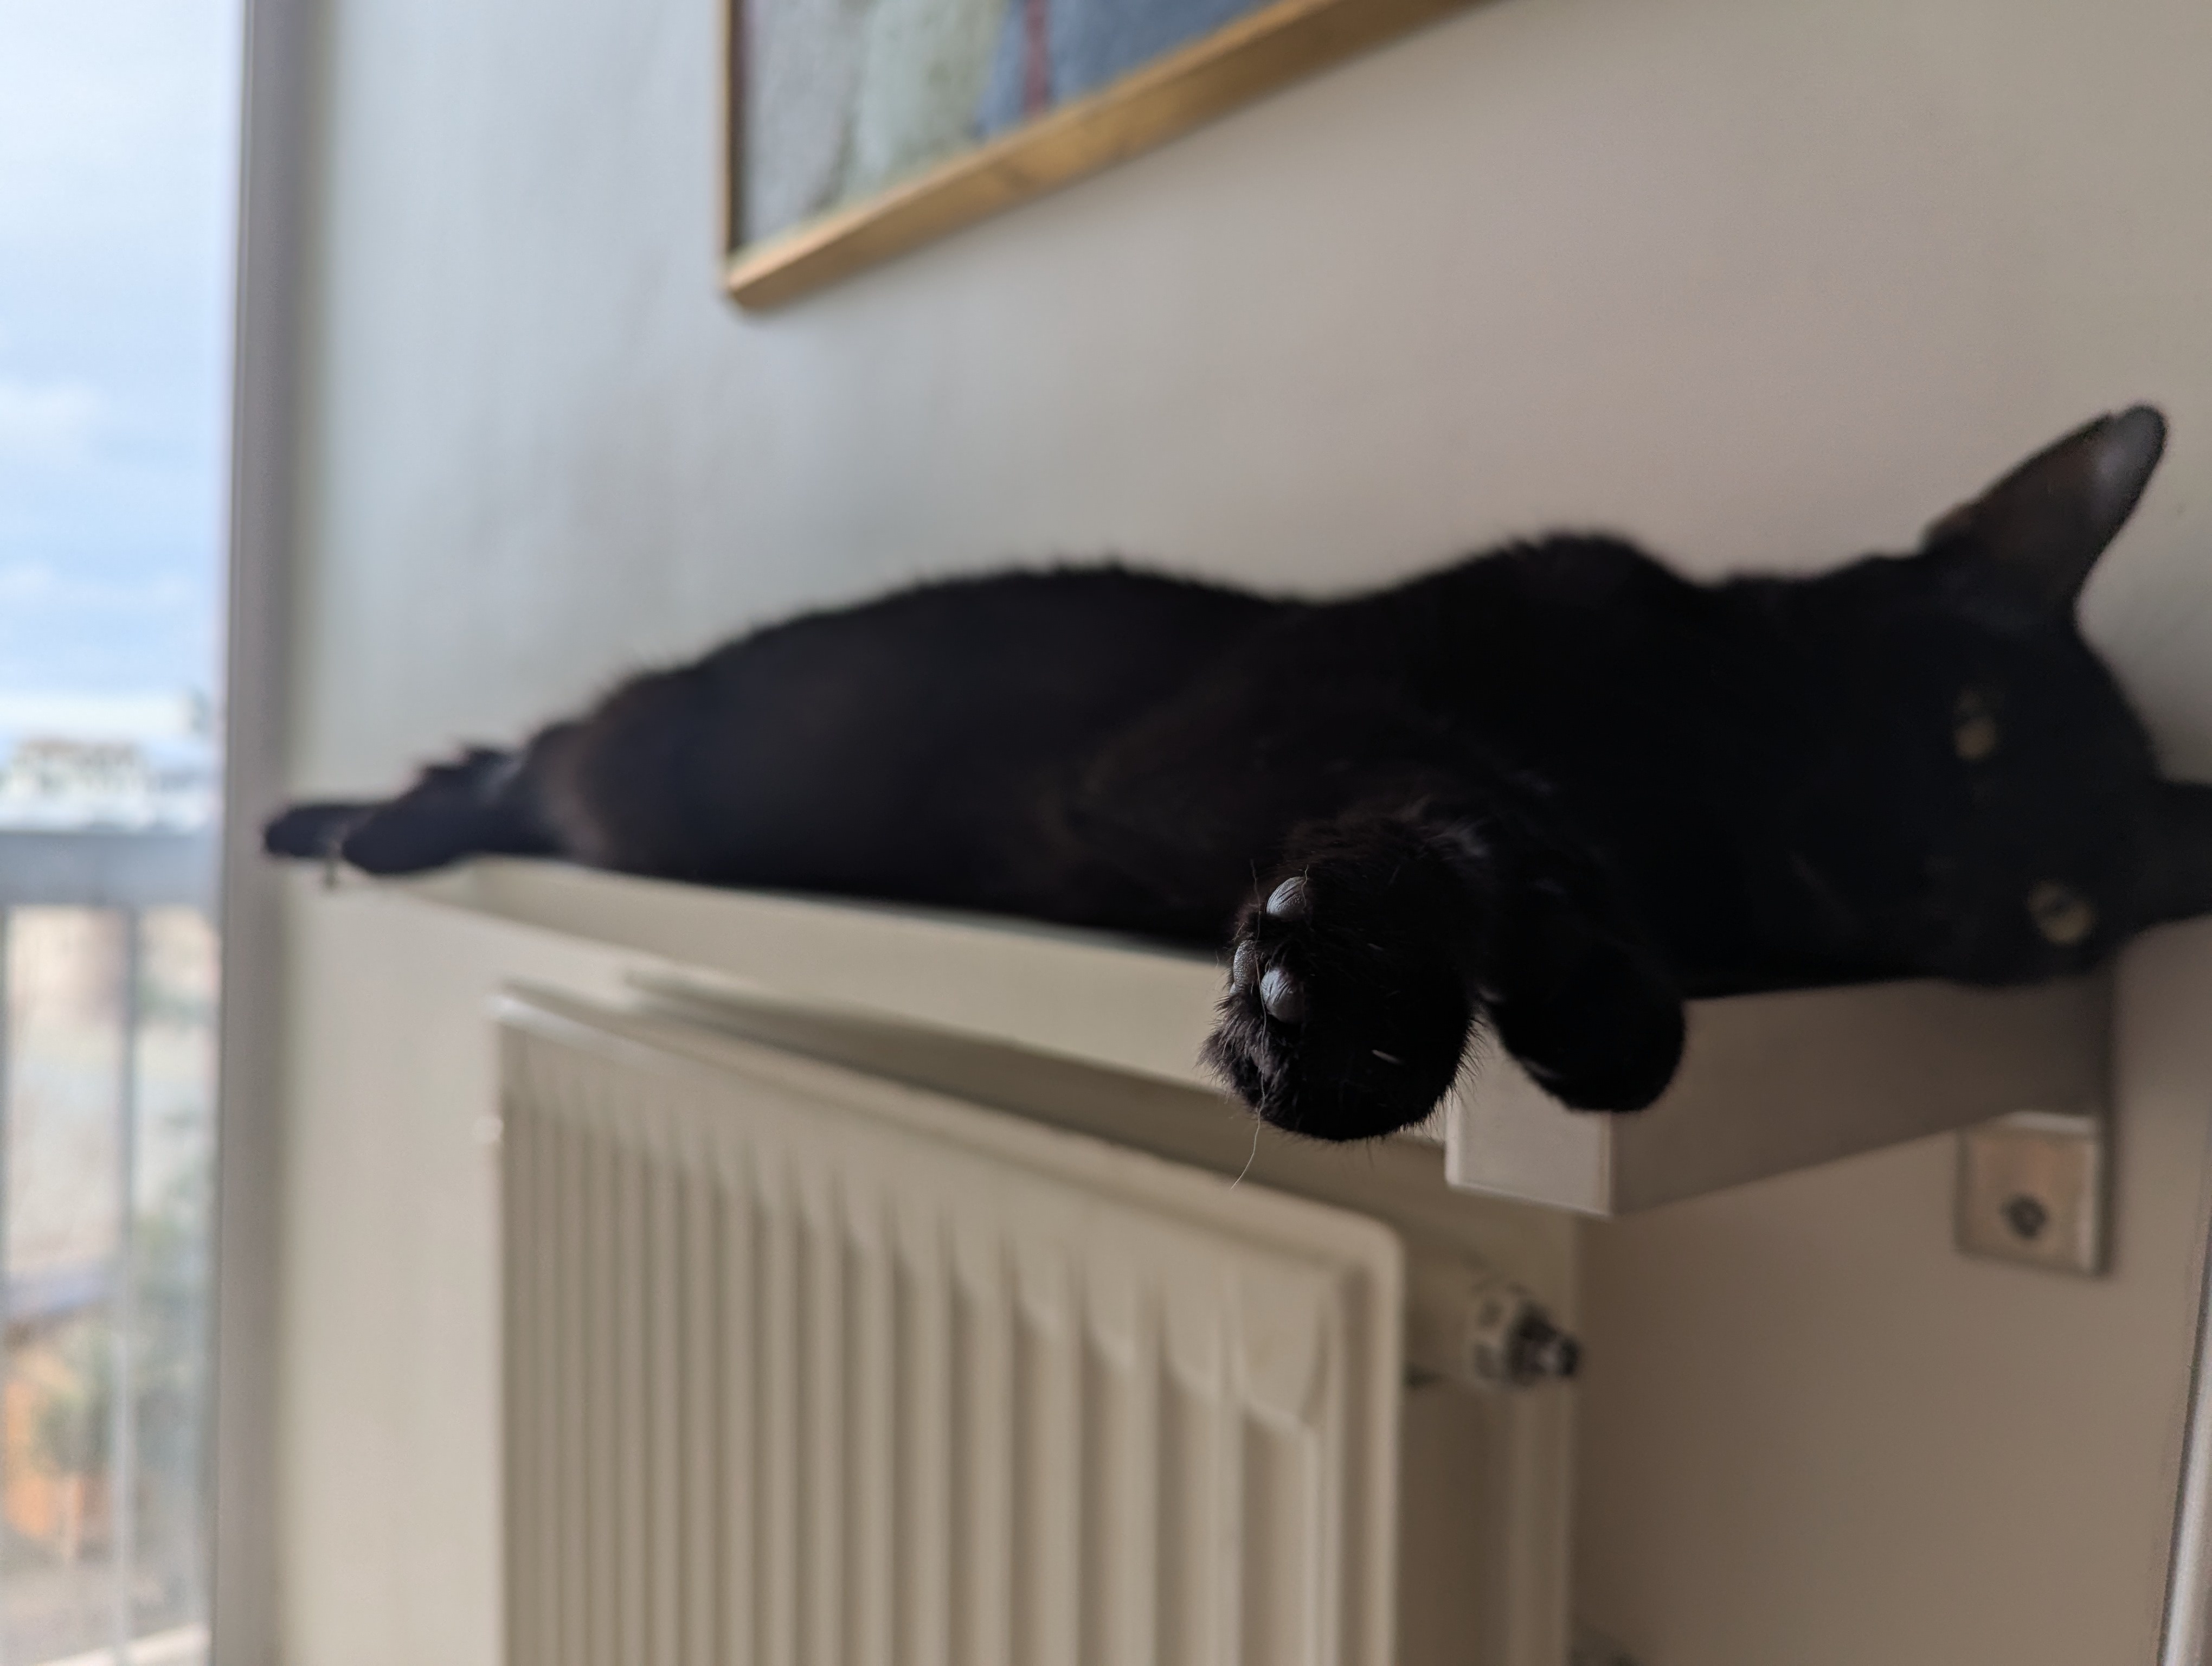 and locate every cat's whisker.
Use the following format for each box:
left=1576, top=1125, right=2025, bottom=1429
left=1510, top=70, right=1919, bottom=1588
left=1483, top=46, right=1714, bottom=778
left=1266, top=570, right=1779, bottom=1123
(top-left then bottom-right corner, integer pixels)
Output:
left=1229, top=1117, right=1263, bottom=1189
